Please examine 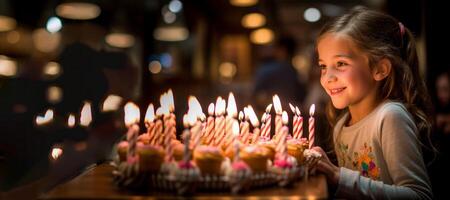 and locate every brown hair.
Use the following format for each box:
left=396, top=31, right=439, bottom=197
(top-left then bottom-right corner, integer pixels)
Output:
left=317, top=6, right=435, bottom=156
